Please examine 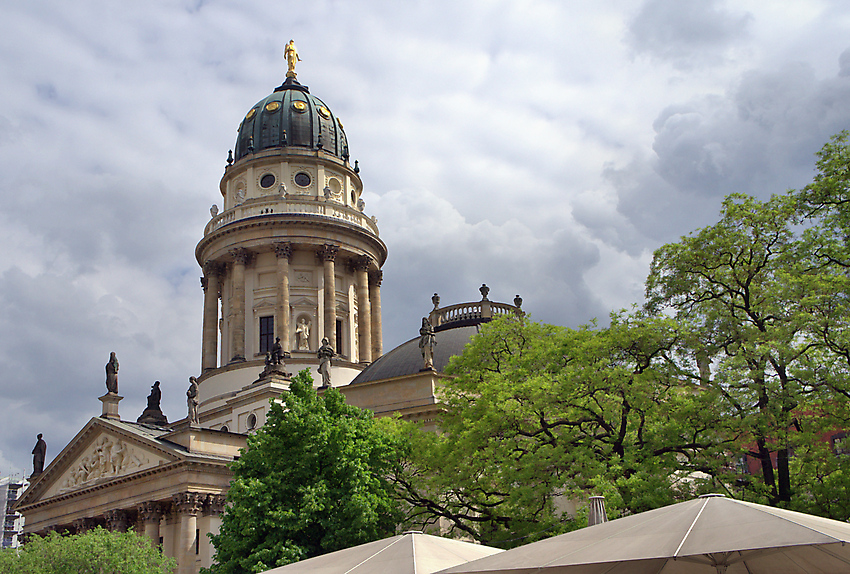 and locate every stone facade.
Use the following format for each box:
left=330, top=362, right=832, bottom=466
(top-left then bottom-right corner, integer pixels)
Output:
left=15, top=418, right=244, bottom=573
